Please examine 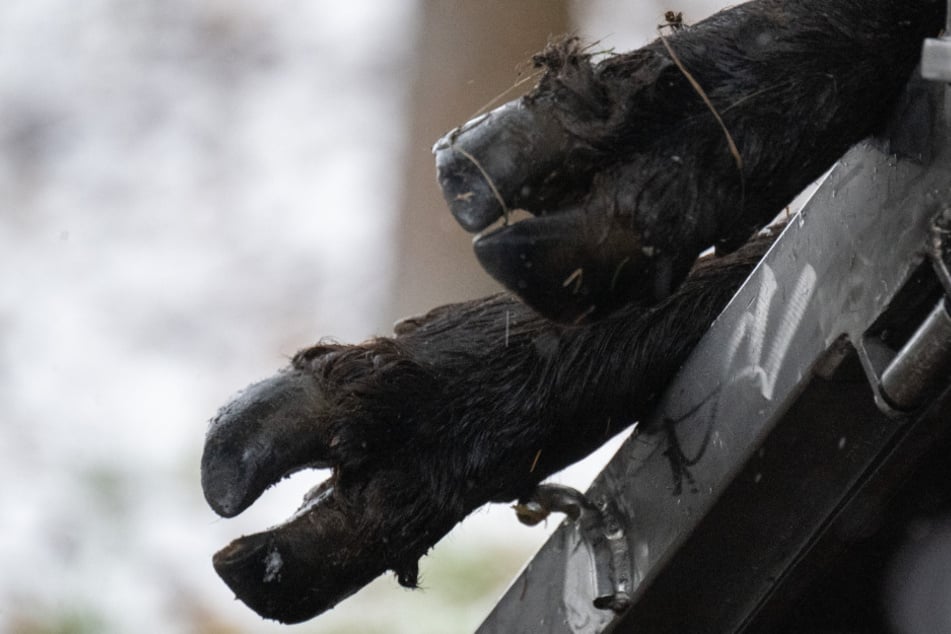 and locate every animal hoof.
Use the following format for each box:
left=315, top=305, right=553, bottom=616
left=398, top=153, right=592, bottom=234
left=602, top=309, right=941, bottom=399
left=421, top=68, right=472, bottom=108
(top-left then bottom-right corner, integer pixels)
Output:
left=434, top=100, right=587, bottom=233
left=201, top=371, right=333, bottom=518
left=474, top=211, right=650, bottom=323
